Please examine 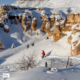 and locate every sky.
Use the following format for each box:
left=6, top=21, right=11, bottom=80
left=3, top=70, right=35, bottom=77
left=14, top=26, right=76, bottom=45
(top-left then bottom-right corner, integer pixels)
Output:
left=0, top=0, right=16, bottom=5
